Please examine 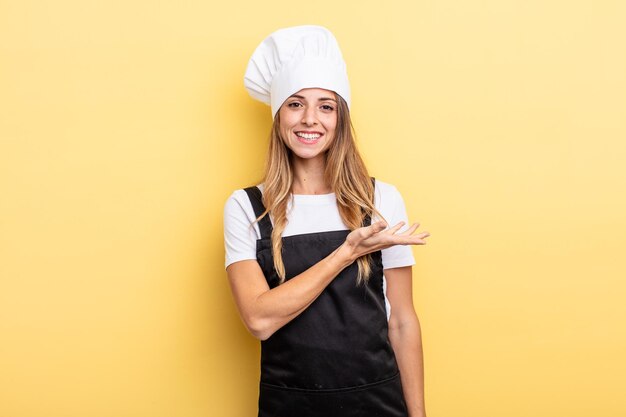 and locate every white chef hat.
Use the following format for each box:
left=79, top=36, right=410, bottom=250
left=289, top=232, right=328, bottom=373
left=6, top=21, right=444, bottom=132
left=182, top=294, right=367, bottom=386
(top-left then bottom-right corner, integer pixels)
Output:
left=244, top=25, right=351, bottom=118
